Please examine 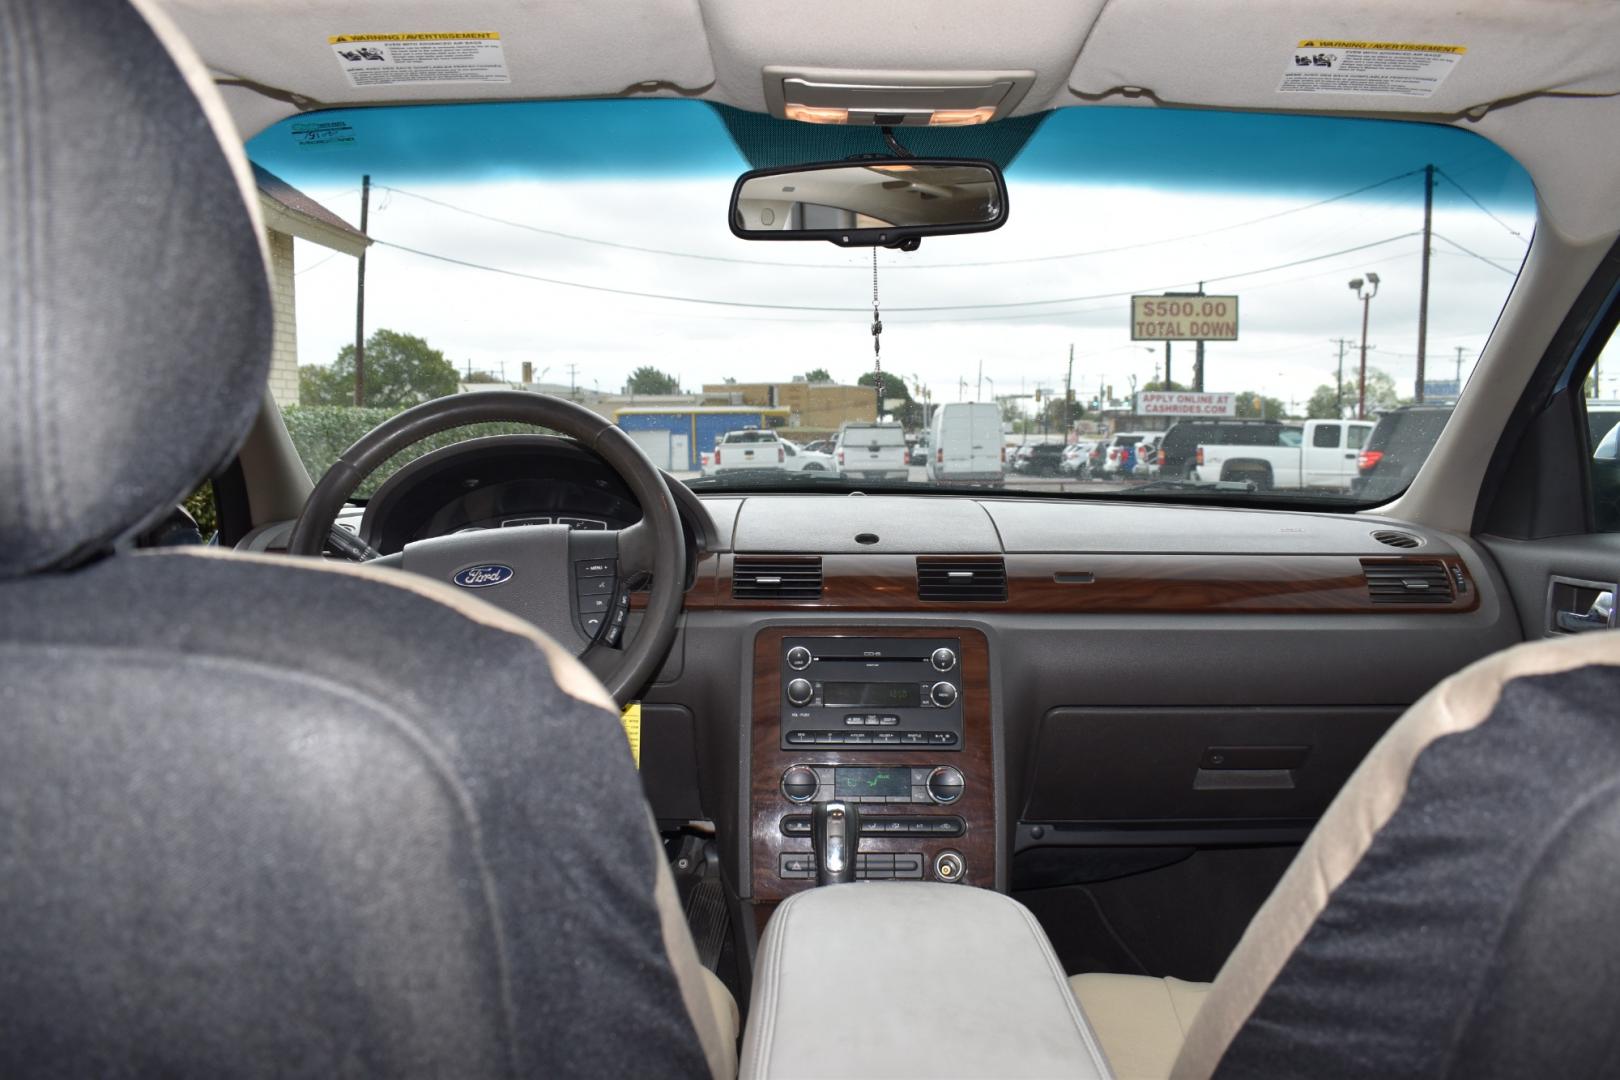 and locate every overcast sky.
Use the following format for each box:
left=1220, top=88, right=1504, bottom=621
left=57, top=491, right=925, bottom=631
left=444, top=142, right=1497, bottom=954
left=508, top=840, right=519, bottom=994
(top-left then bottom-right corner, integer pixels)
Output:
left=254, top=102, right=1545, bottom=411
